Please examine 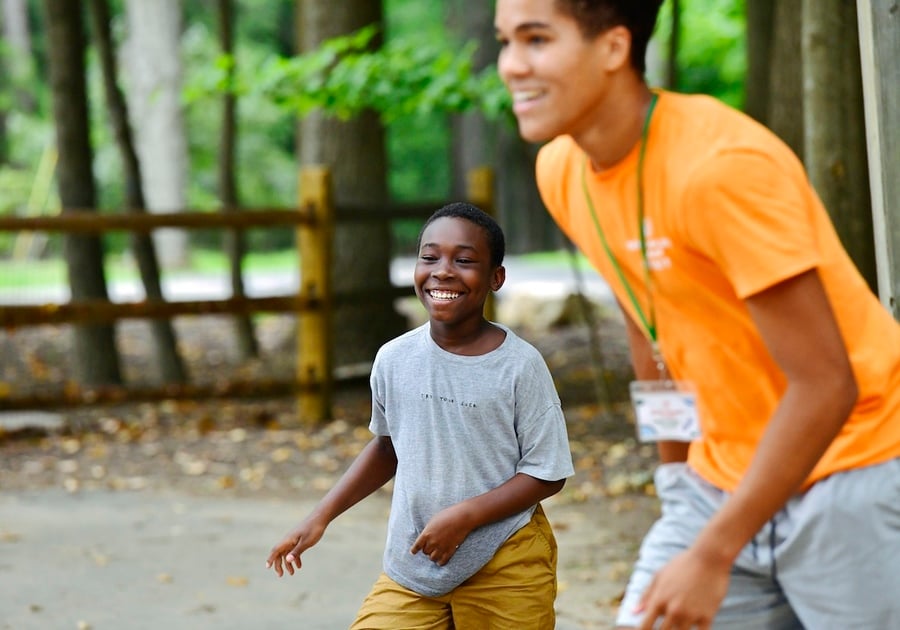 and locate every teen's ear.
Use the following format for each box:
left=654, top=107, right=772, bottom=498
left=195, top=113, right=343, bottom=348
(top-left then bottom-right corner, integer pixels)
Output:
left=601, top=25, right=632, bottom=72
left=491, top=266, right=506, bottom=292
